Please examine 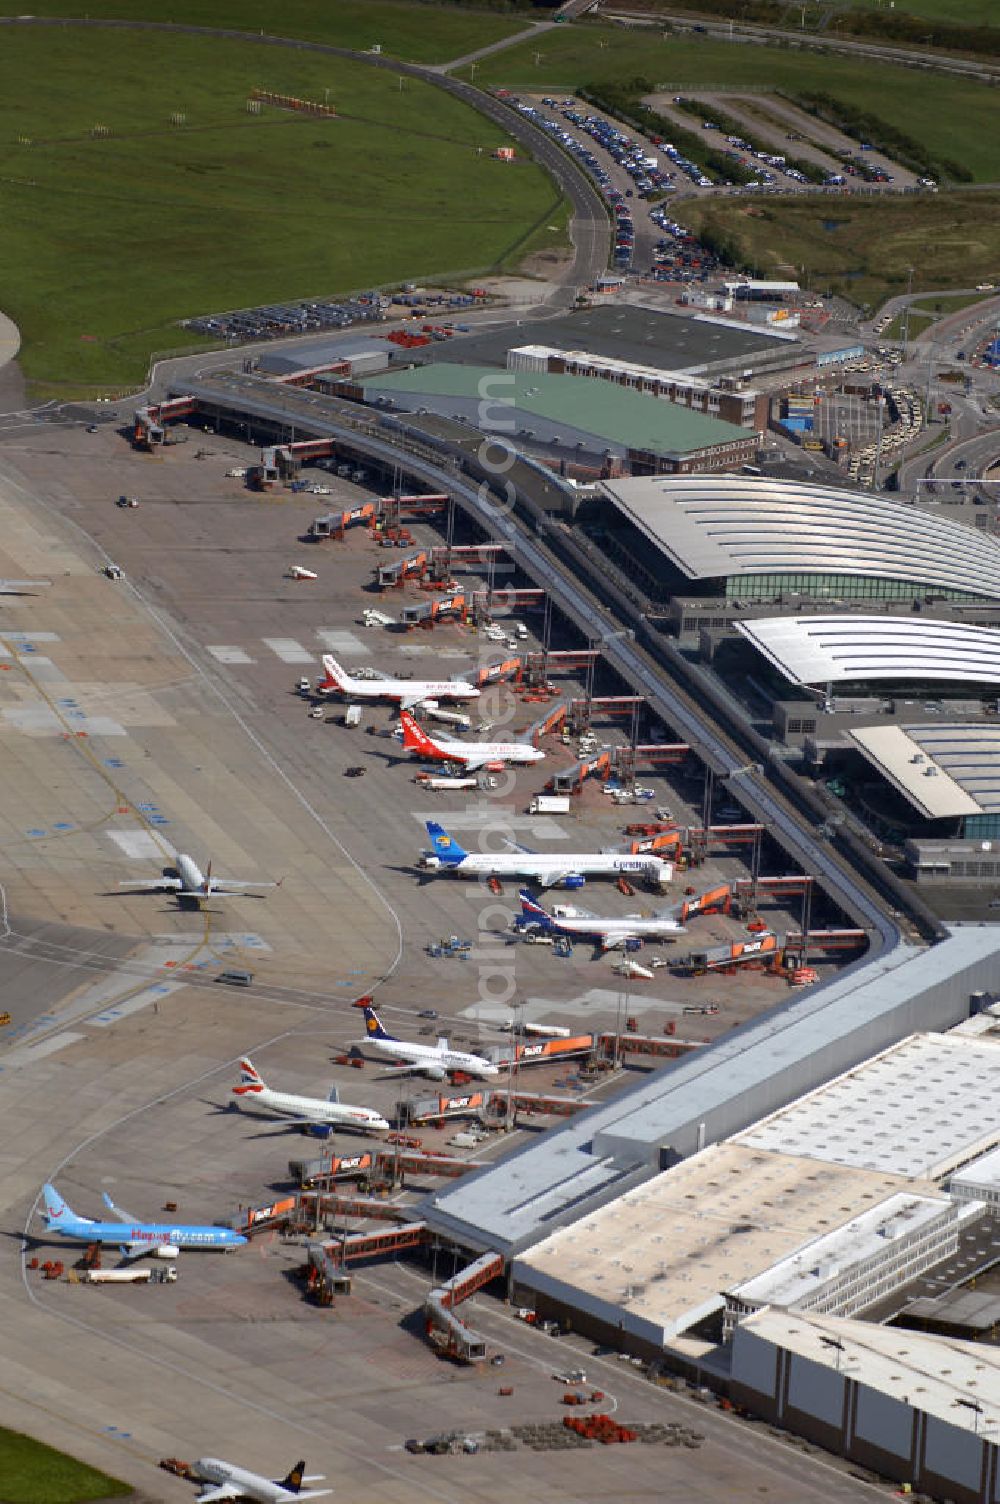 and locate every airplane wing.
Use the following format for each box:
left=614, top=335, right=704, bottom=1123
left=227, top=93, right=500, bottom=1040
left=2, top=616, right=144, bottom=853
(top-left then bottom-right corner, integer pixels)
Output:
left=538, top=871, right=575, bottom=889
left=0, top=579, right=51, bottom=592
left=210, top=879, right=278, bottom=893
left=102, top=1190, right=139, bottom=1223
left=459, top=754, right=488, bottom=772
left=398, top=694, right=425, bottom=711
left=502, top=838, right=536, bottom=856
left=196, top=1485, right=242, bottom=1503
left=117, top=876, right=183, bottom=891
